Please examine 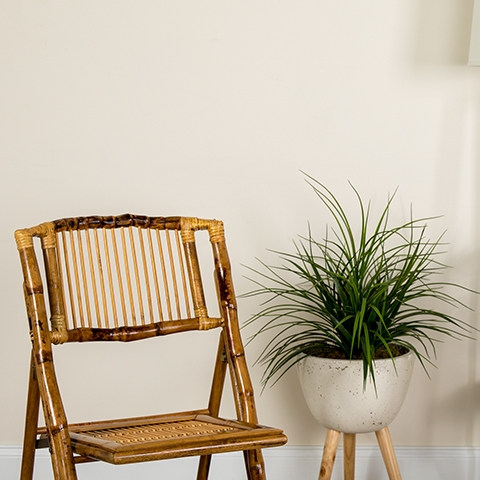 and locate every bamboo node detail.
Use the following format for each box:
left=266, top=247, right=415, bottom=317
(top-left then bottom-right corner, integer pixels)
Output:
left=199, top=317, right=222, bottom=330
left=208, top=221, right=225, bottom=244
left=180, top=218, right=198, bottom=243
left=50, top=314, right=68, bottom=344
